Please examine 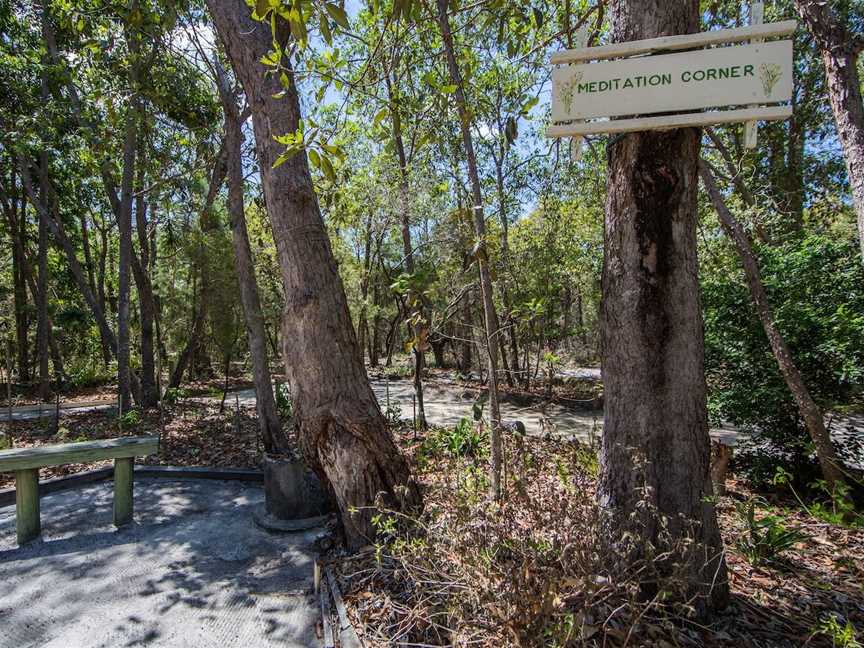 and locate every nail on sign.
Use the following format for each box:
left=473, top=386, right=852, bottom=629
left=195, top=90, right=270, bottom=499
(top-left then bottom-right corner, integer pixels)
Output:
left=551, top=40, right=793, bottom=122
